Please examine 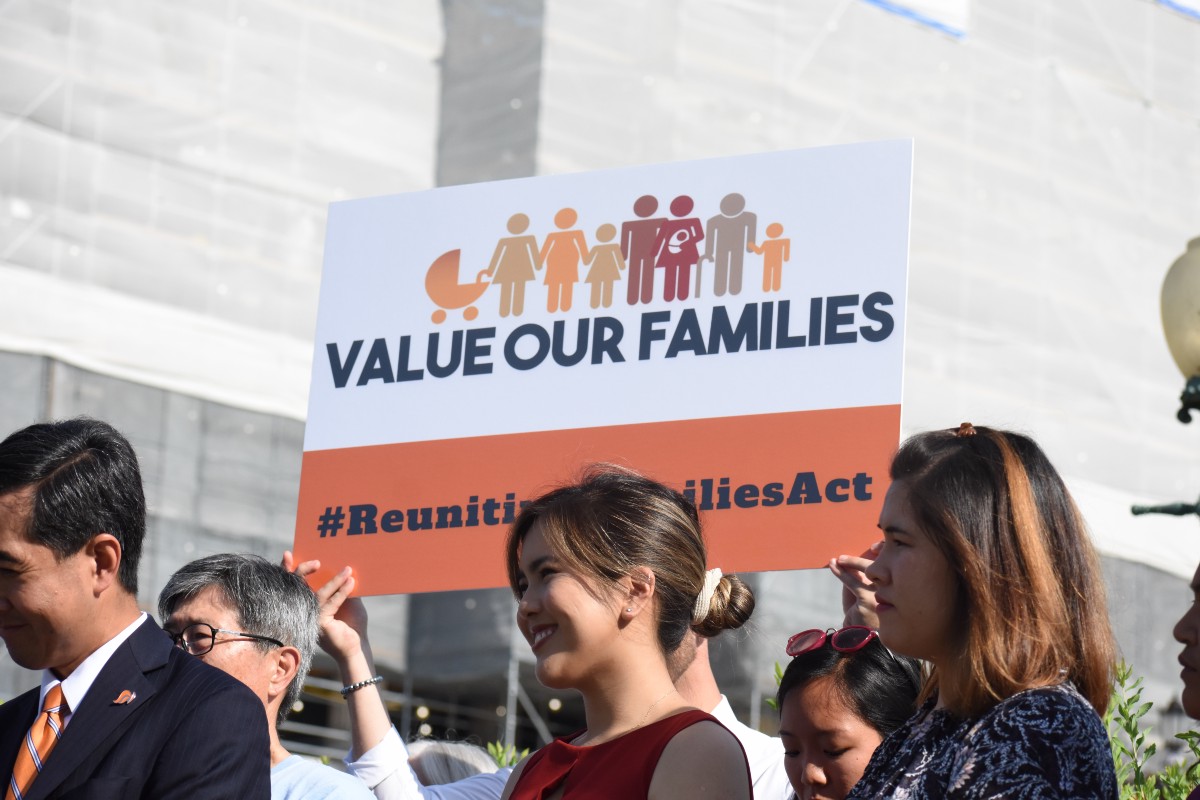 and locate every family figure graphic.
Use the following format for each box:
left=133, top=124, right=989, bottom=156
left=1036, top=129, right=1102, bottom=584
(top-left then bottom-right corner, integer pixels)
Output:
left=424, top=193, right=792, bottom=323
